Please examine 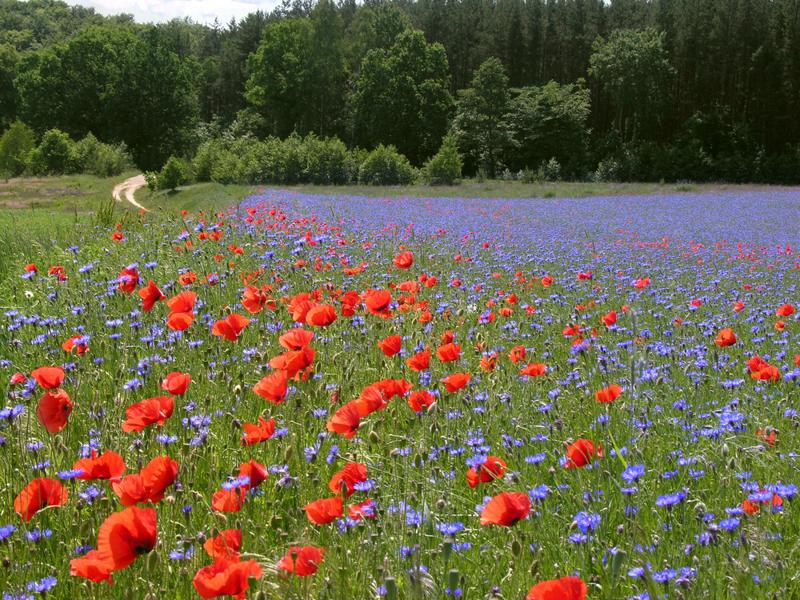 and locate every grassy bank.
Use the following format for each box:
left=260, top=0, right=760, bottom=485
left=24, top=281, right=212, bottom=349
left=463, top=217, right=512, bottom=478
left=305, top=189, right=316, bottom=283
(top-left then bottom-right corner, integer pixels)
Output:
left=283, top=180, right=797, bottom=199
